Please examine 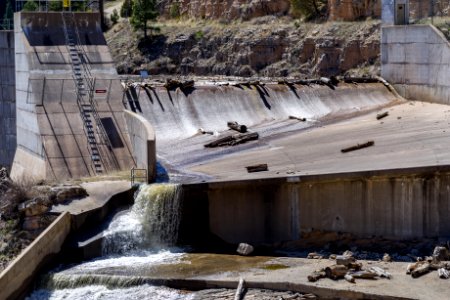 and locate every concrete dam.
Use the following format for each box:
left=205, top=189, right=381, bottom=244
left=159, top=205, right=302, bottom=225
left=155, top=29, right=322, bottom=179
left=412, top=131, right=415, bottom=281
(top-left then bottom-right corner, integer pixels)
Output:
left=2, top=7, right=450, bottom=300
